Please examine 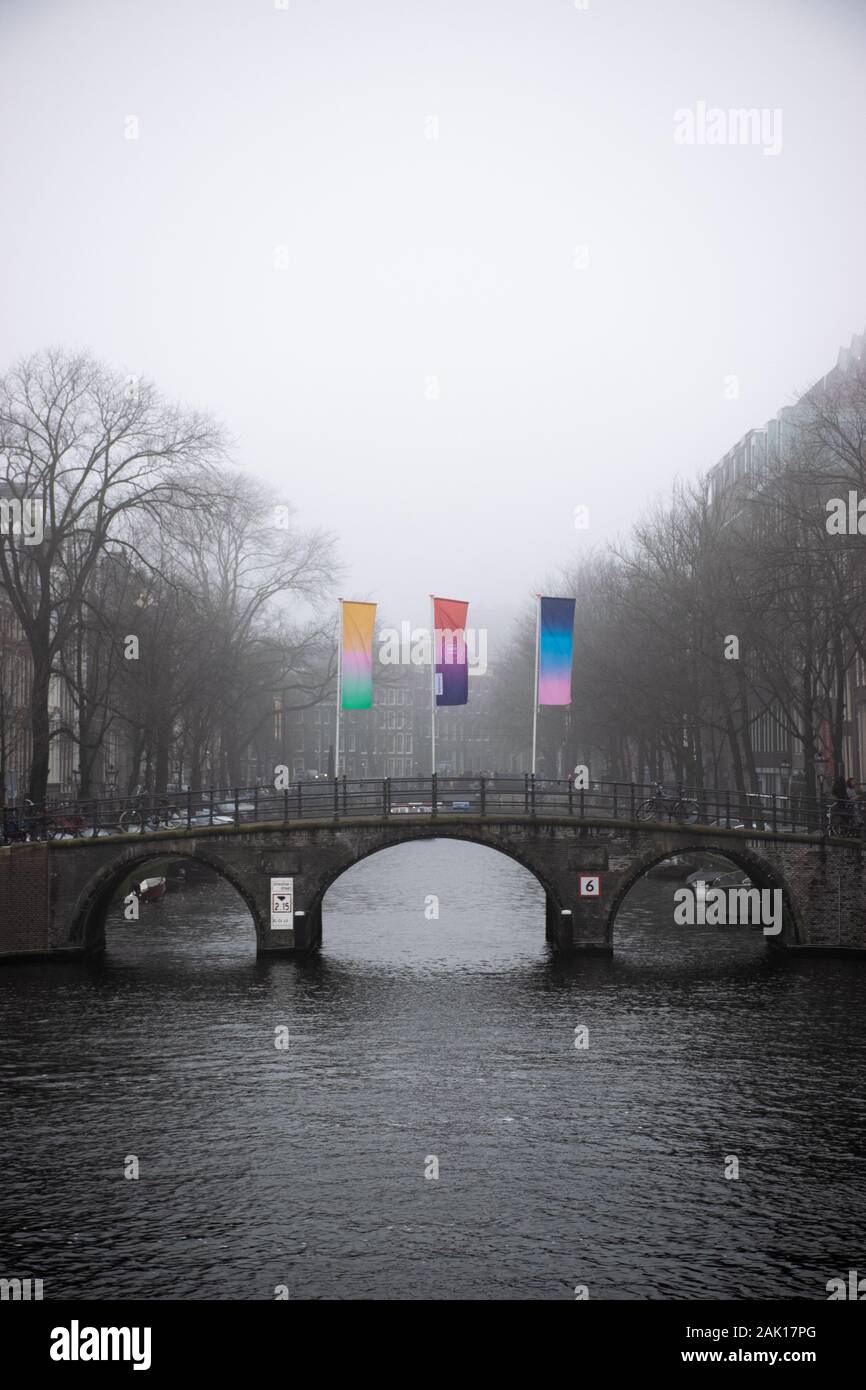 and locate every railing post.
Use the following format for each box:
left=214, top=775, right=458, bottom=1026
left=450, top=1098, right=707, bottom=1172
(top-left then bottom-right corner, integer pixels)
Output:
left=234, top=788, right=240, bottom=827
left=530, top=773, right=536, bottom=817
left=524, top=773, right=529, bottom=815
left=629, top=782, right=635, bottom=820
left=771, top=792, right=777, bottom=834
left=342, top=774, right=347, bottom=817
left=253, top=785, right=259, bottom=822
left=432, top=773, right=438, bottom=817
left=613, top=783, right=618, bottom=820
left=568, top=777, right=574, bottom=817
left=297, top=781, right=302, bottom=819
left=283, top=786, right=289, bottom=823
left=580, top=784, right=585, bottom=818
left=187, top=786, right=193, bottom=831
left=209, top=787, right=215, bottom=826
left=479, top=775, right=486, bottom=817
left=726, top=789, right=731, bottom=829
left=334, top=775, right=339, bottom=821
left=384, top=777, right=390, bottom=817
